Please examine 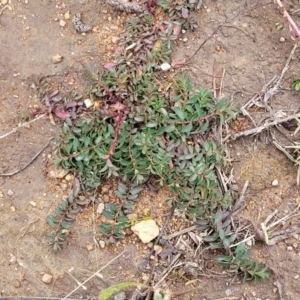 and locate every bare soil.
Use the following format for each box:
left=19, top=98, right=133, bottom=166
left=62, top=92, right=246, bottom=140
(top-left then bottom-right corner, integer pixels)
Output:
left=1, top=1, right=300, bottom=299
